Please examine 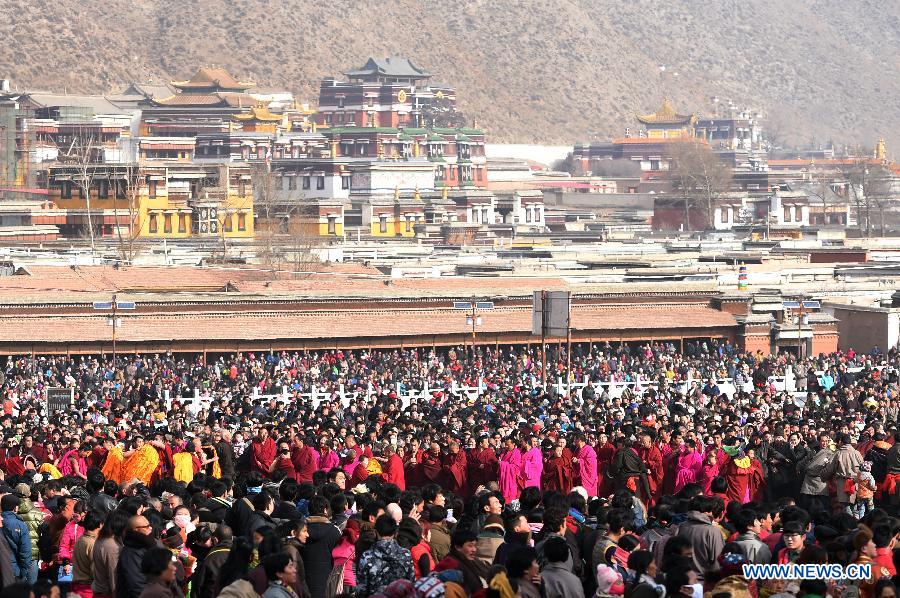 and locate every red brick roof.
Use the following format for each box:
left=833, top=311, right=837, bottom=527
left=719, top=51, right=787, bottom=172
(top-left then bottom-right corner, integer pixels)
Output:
left=0, top=304, right=736, bottom=344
